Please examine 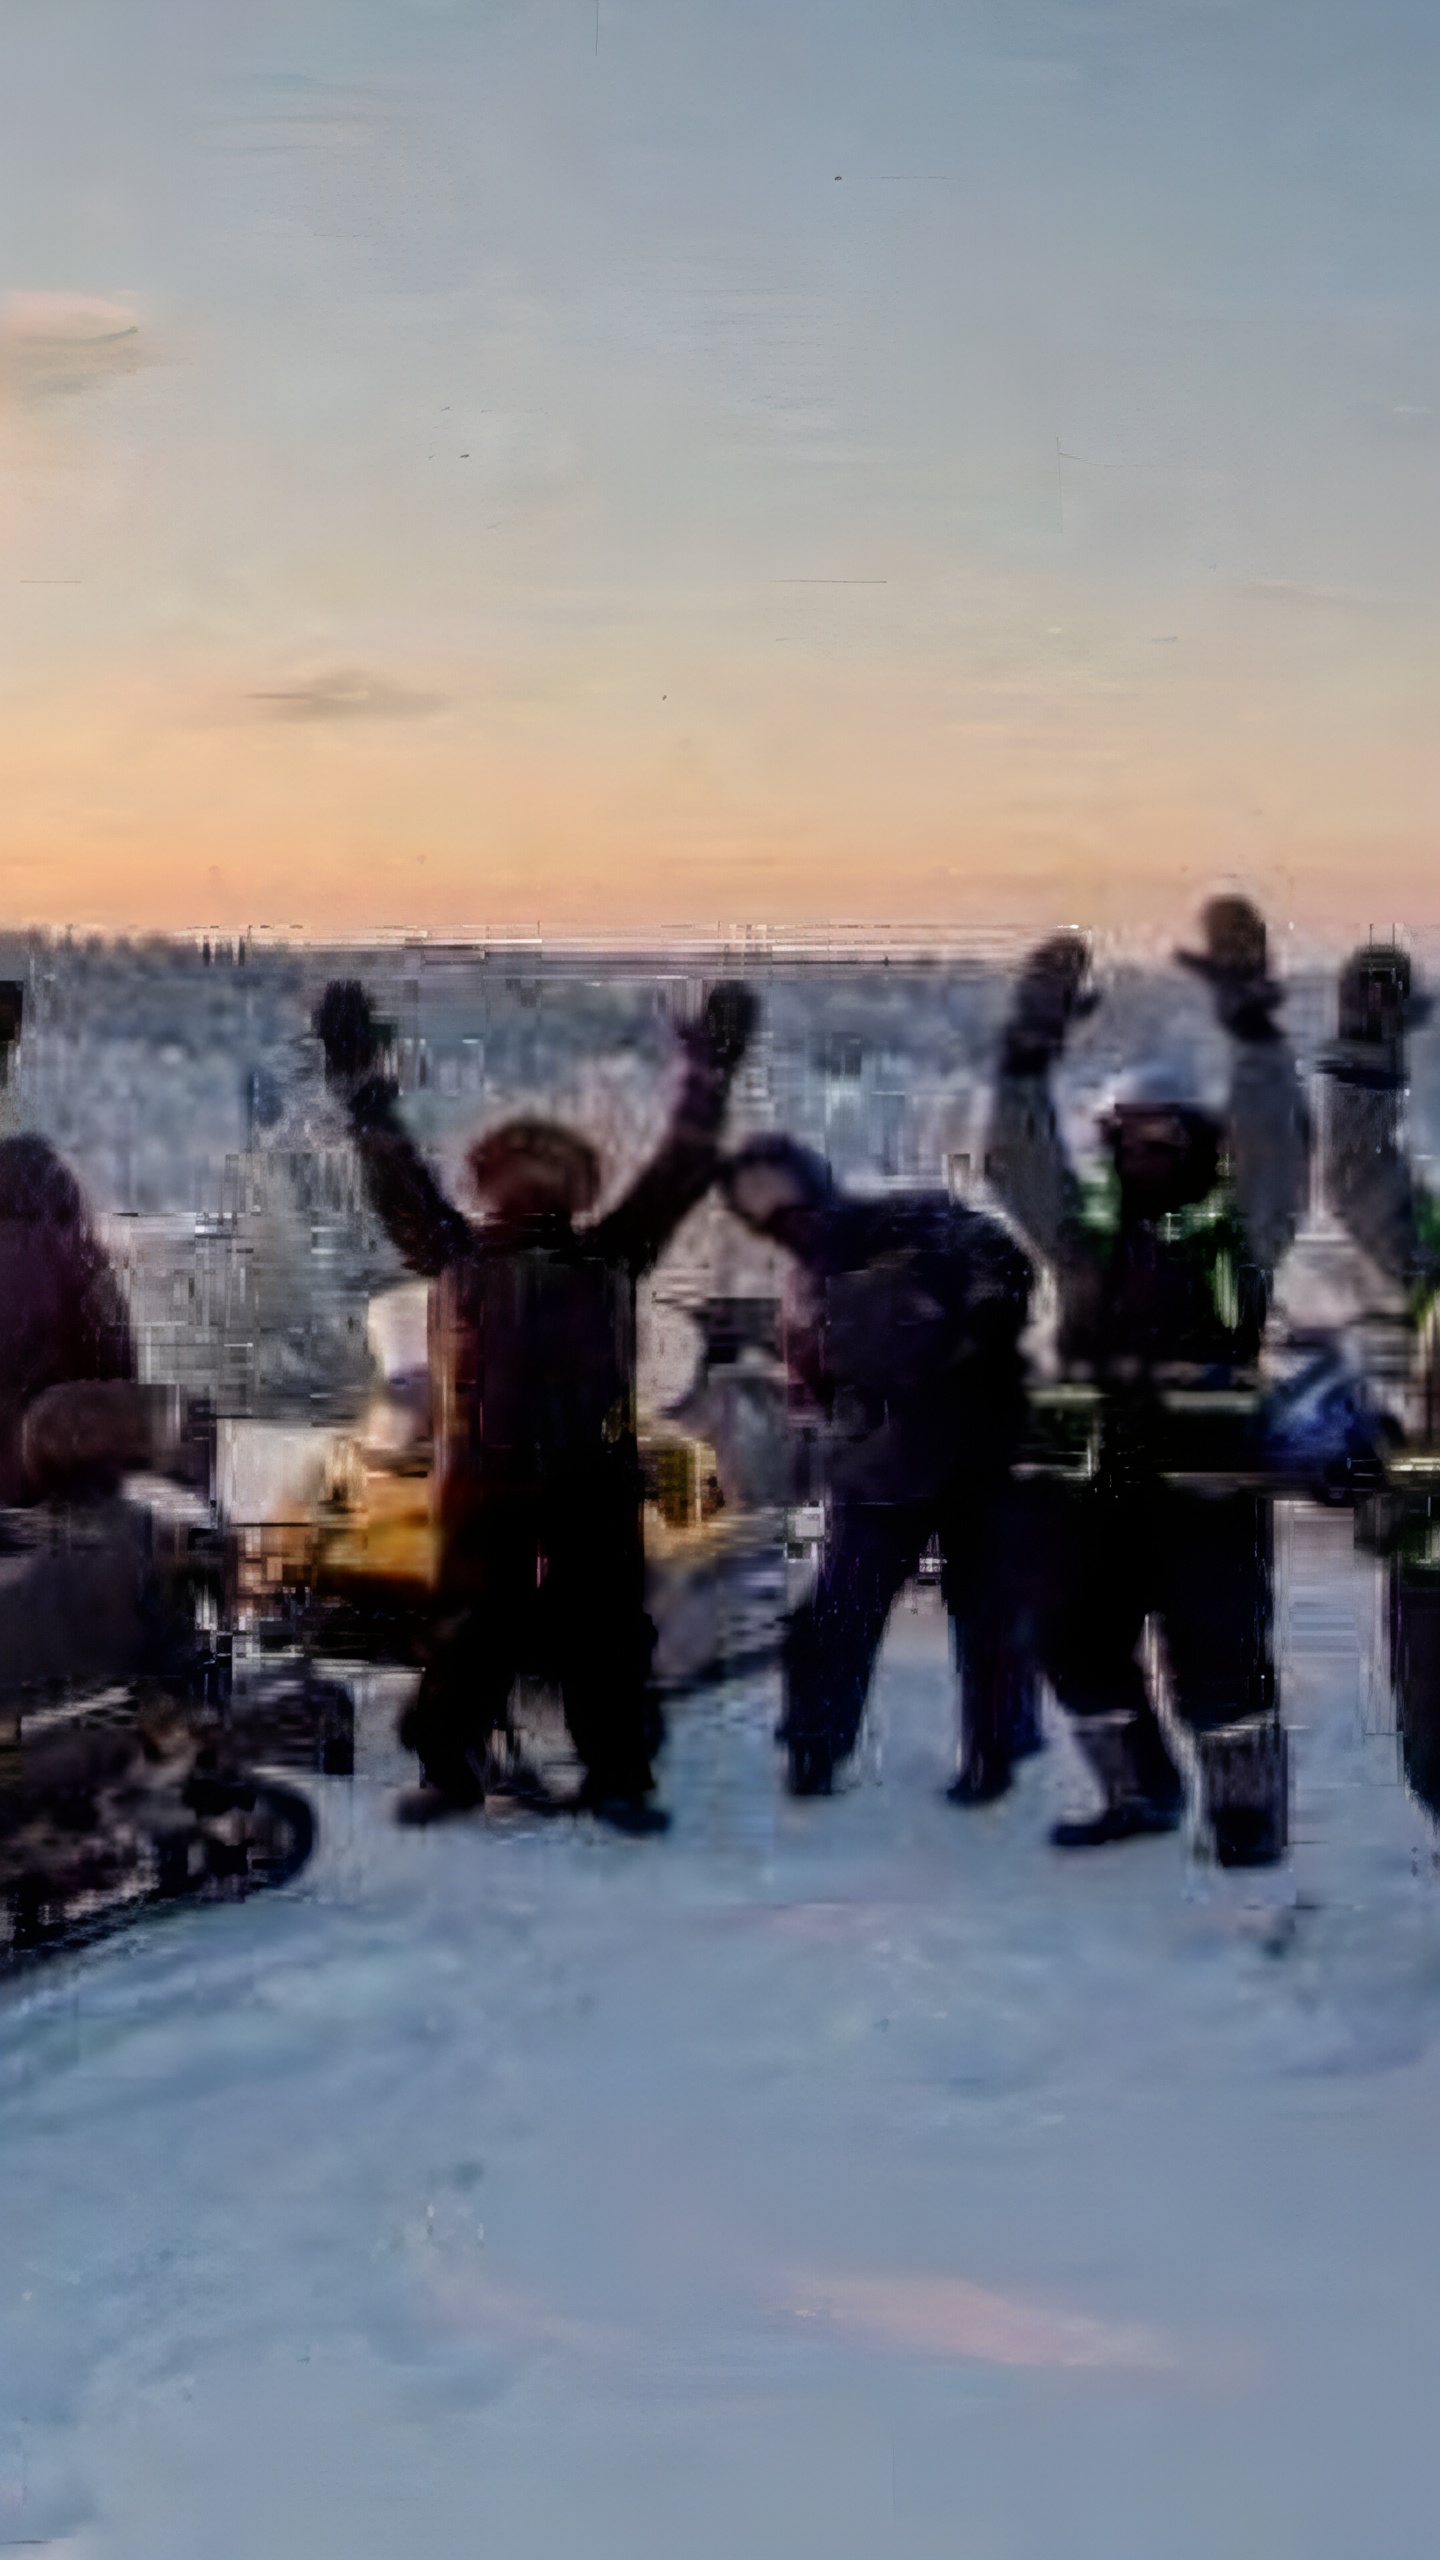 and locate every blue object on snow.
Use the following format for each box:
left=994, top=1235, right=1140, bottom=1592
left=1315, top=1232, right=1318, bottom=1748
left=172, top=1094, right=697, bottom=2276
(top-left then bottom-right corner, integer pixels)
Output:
left=1259, top=1343, right=1399, bottom=1502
